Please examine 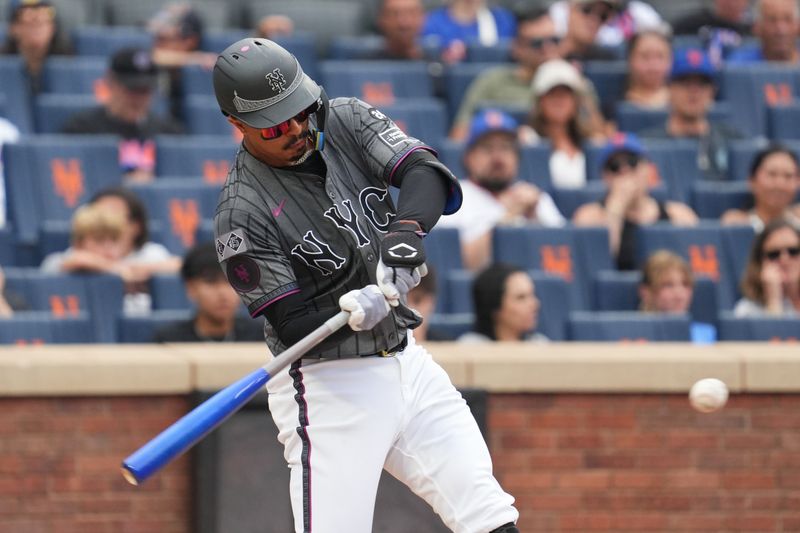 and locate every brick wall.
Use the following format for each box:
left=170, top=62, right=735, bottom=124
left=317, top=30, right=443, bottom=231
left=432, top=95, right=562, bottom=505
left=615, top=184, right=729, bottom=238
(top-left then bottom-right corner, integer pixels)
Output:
left=490, top=394, right=800, bottom=532
left=0, top=397, right=190, bottom=533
